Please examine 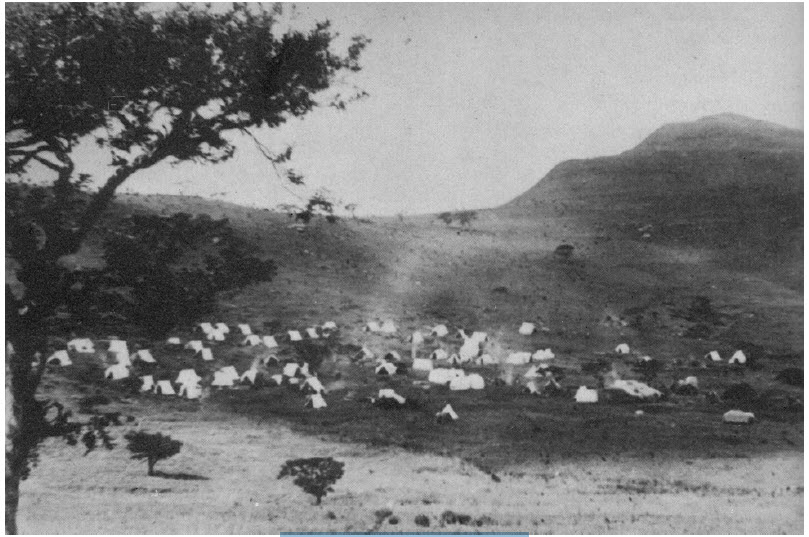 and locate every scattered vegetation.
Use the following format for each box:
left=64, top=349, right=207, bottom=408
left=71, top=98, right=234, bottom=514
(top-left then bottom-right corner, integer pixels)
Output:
left=124, top=431, right=183, bottom=476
